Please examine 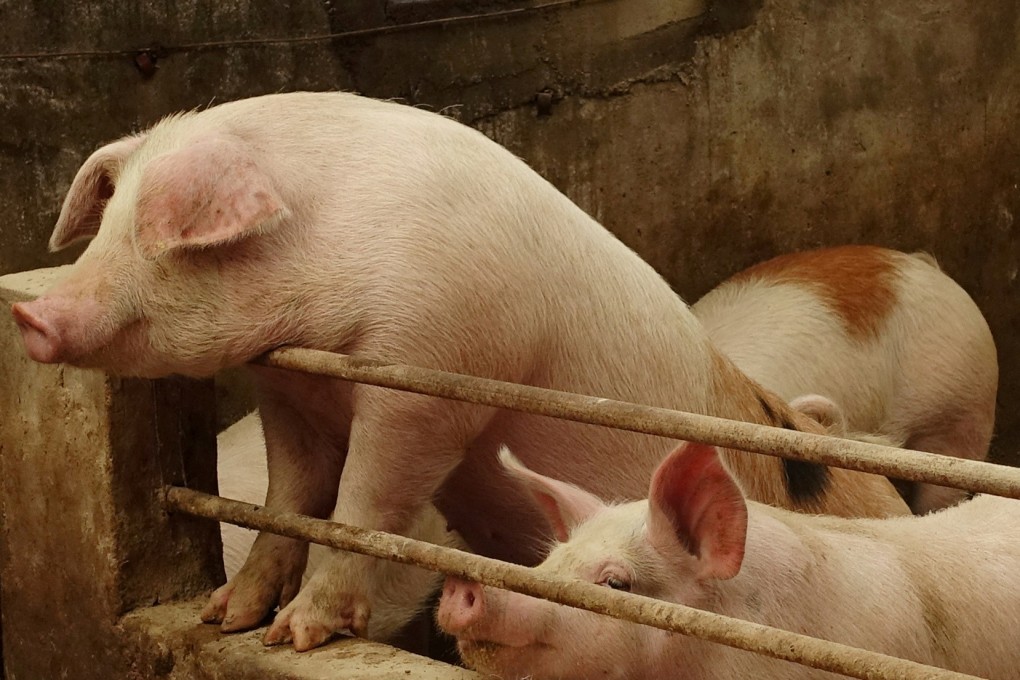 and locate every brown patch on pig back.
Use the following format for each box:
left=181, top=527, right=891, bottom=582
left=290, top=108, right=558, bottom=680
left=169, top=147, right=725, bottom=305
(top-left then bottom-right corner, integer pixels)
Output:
left=730, top=246, right=899, bottom=340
